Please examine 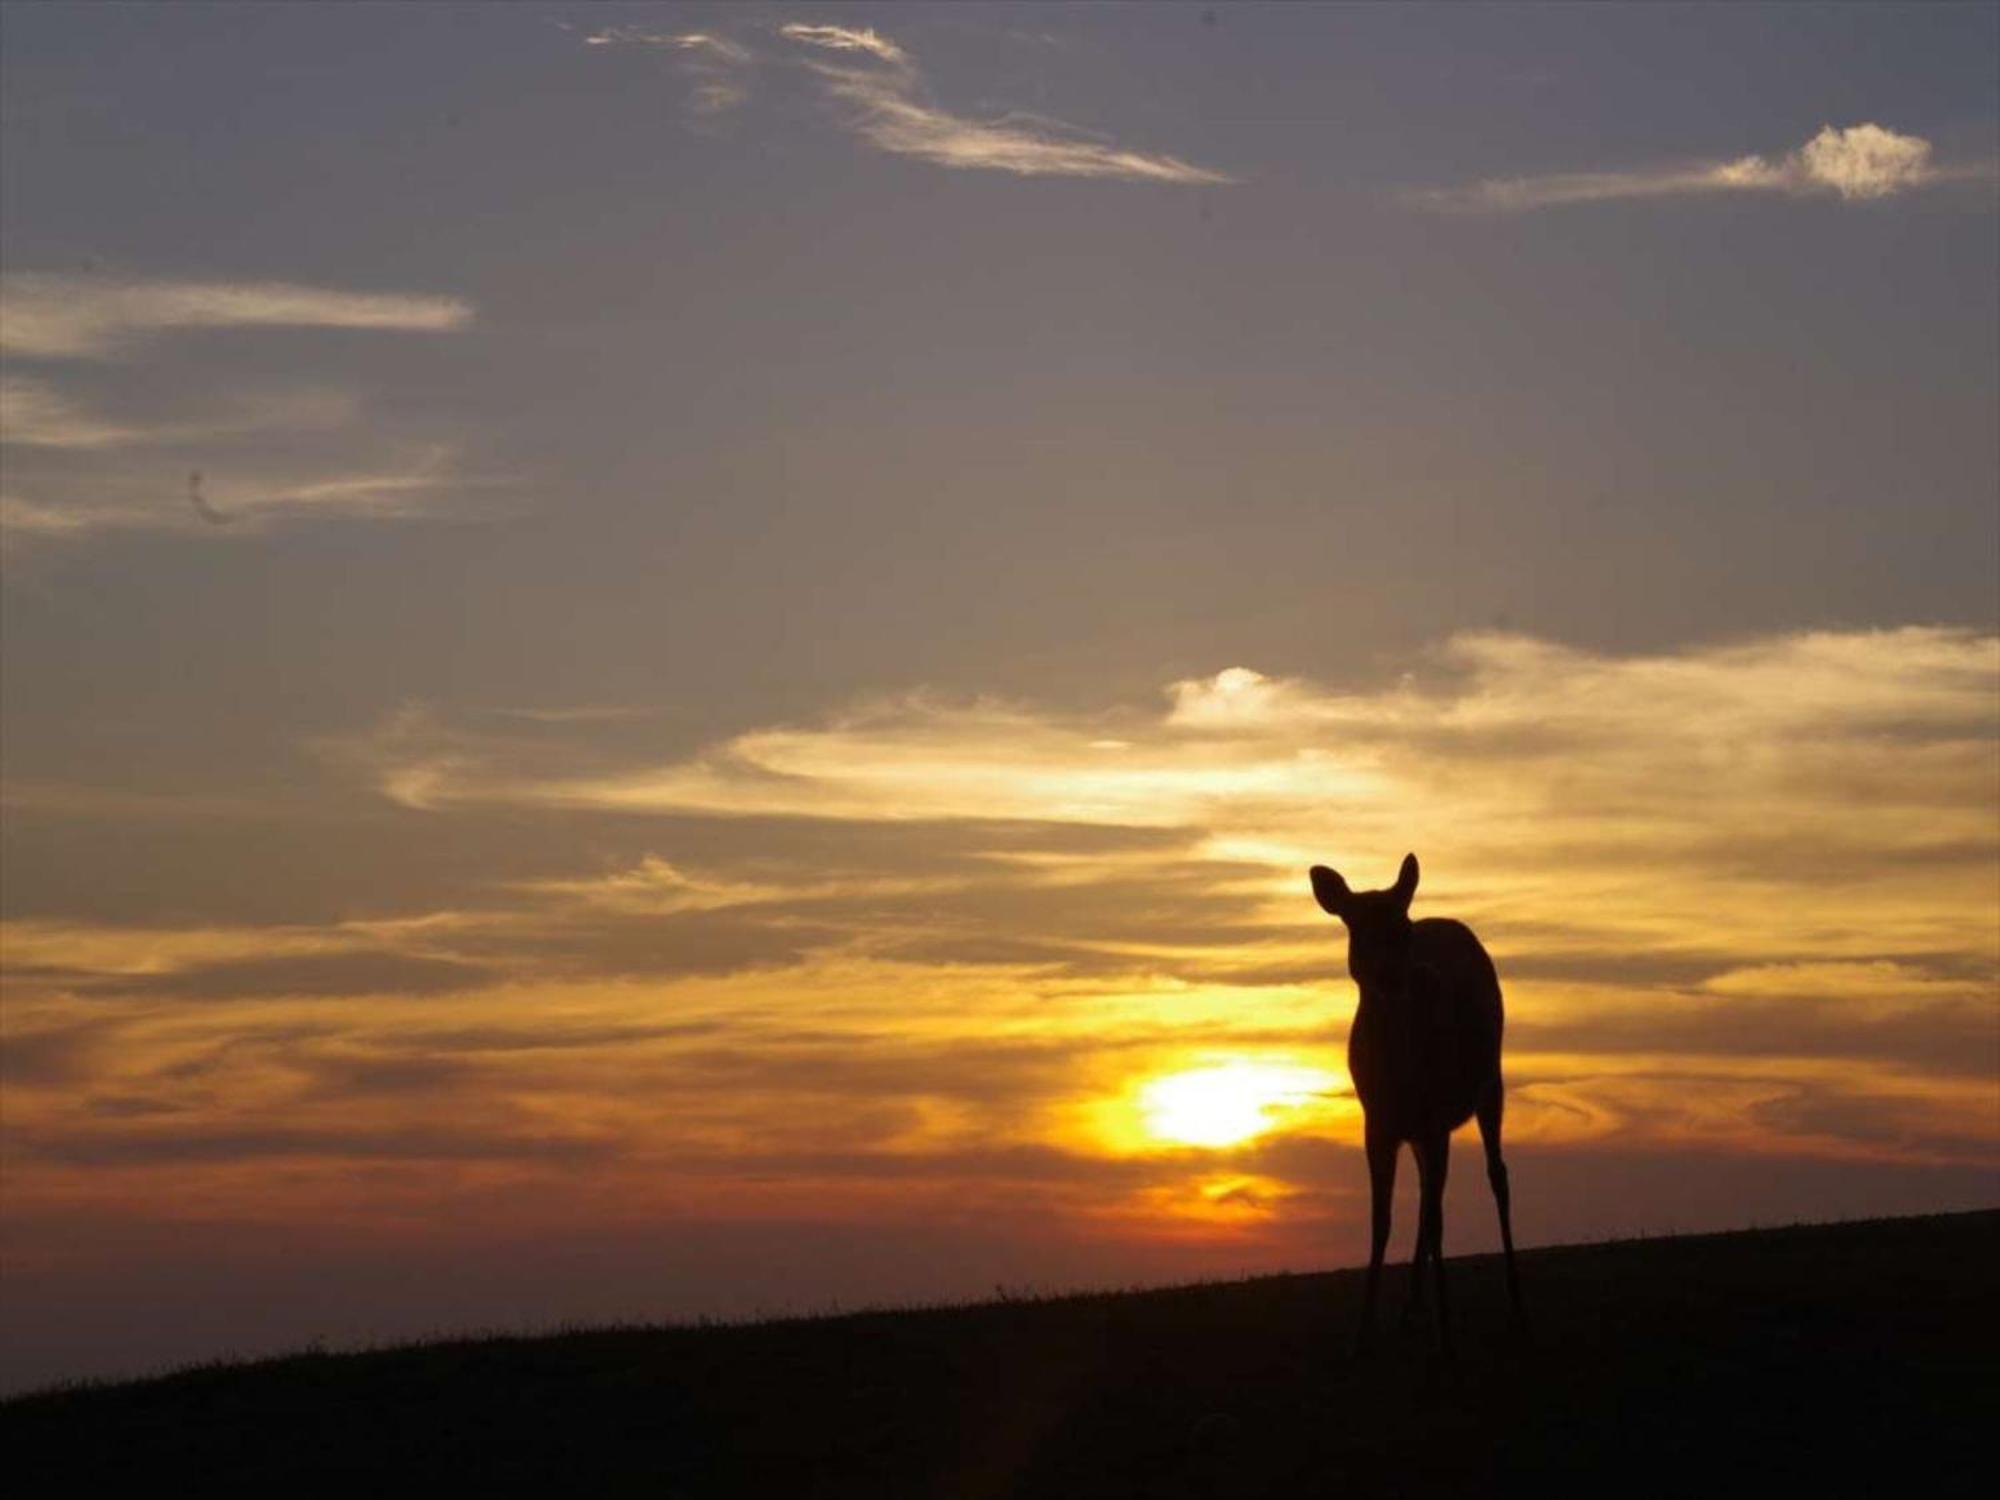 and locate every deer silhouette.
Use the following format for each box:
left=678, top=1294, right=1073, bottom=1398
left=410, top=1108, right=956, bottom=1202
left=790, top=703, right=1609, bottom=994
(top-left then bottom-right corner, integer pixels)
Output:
left=1310, top=853, right=1521, bottom=1353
